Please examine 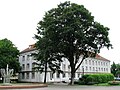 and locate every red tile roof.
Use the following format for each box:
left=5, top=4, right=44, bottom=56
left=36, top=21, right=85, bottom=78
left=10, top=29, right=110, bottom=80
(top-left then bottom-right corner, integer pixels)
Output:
left=95, top=54, right=110, bottom=61
left=20, top=44, right=36, bottom=53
